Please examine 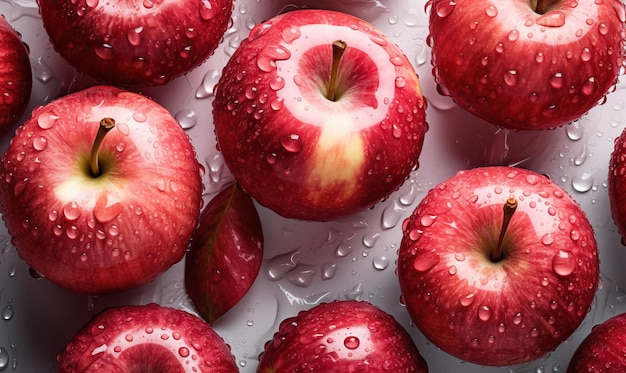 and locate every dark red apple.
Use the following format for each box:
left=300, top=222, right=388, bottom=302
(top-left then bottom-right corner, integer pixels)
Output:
left=213, top=9, right=428, bottom=221
left=37, top=0, right=233, bottom=86
left=185, top=183, right=264, bottom=324
left=428, top=0, right=626, bottom=130
left=397, top=166, right=599, bottom=366
left=0, top=14, right=32, bottom=133
left=0, top=85, right=203, bottom=294
left=608, top=127, right=626, bottom=243
left=57, top=303, right=238, bottom=372
left=257, top=300, right=429, bottom=372
left=567, top=312, right=626, bottom=372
